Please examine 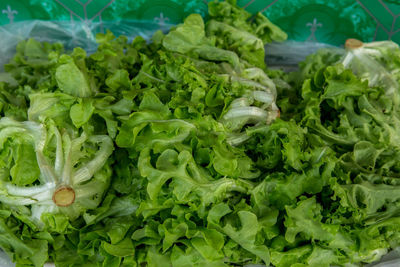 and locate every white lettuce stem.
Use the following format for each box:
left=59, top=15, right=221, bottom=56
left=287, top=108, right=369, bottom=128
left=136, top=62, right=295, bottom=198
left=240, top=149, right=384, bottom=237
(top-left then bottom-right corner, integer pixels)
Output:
left=0, top=196, right=38, bottom=205
left=227, top=133, right=251, bottom=146
left=0, top=127, right=28, bottom=143
left=230, top=98, right=251, bottom=108
left=253, top=90, right=274, bottom=104
left=53, top=125, right=64, bottom=176
left=36, top=150, right=57, bottom=184
left=73, top=135, right=113, bottom=184
left=60, top=135, right=73, bottom=186
left=223, top=106, right=268, bottom=121
left=341, top=52, right=354, bottom=67
left=74, top=182, right=103, bottom=198
left=5, top=182, right=54, bottom=197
